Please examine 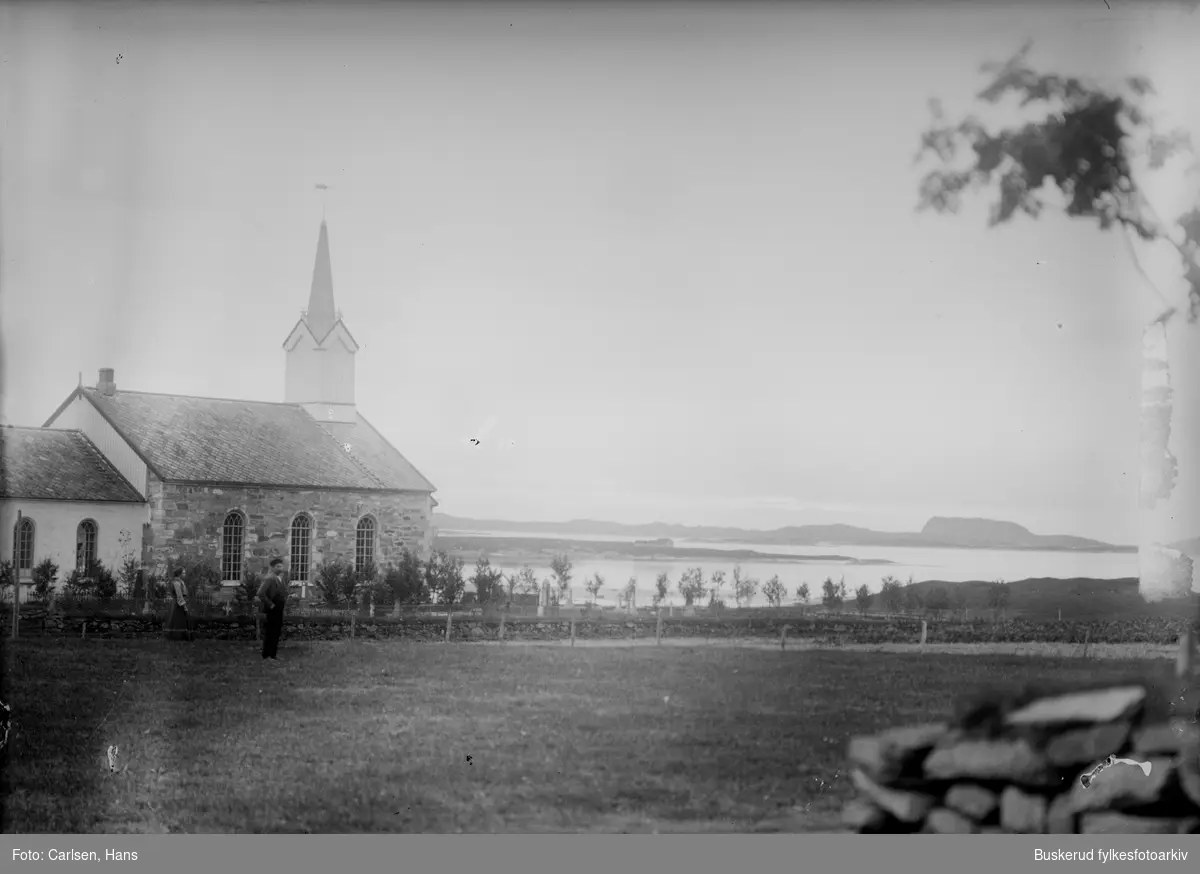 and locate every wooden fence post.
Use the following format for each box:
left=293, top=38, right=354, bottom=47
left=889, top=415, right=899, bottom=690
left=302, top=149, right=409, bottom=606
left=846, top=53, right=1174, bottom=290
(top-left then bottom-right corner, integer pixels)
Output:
left=445, top=609, right=453, bottom=643
left=919, top=620, right=927, bottom=647
left=498, top=608, right=507, bottom=642
left=81, top=619, right=86, bottom=640
left=10, top=509, right=20, bottom=640
left=1177, top=628, right=1195, bottom=680
left=351, top=614, right=356, bottom=639
left=570, top=619, right=576, bottom=647
left=656, top=615, right=662, bottom=646
left=780, top=624, right=789, bottom=651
